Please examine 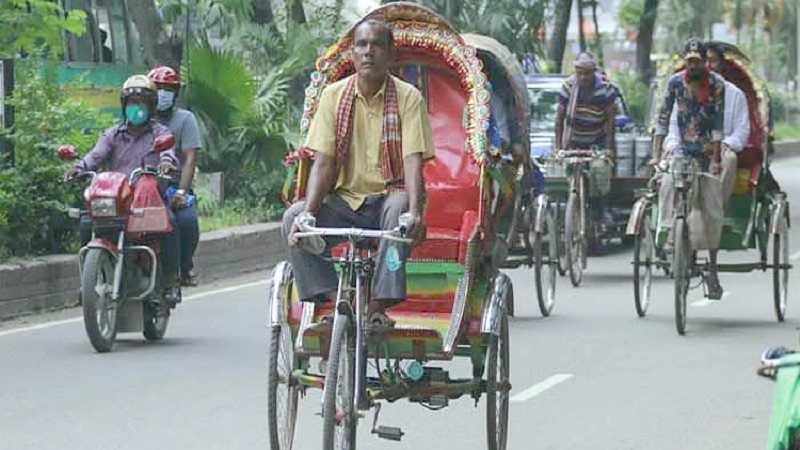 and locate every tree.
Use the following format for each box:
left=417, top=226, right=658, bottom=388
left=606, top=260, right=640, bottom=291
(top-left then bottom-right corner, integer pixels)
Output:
left=252, top=0, right=274, bottom=25
left=637, top=0, right=659, bottom=84
left=547, top=0, right=573, bottom=72
left=127, top=0, right=182, bottom=68
left=286, top=0, right=307, bottom=24
left=0, top=0, right=86, bottom=58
